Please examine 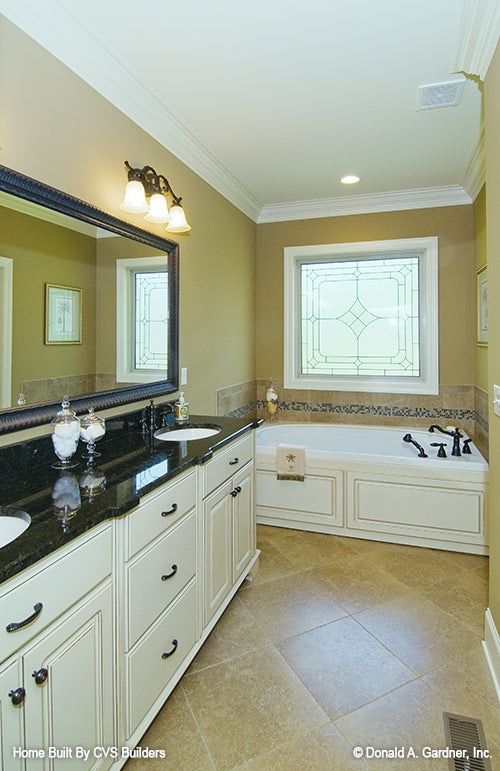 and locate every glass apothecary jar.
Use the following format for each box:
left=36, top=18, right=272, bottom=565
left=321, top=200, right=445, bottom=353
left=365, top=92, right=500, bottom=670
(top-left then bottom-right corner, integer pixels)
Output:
left=80, top=407, right=106, bottom=464
left=51, top=396, right=80, bottom=469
